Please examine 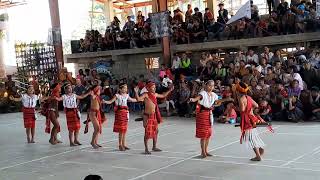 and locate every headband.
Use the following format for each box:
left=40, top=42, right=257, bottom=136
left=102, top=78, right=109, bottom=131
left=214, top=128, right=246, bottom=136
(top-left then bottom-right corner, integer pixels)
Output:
left=236, top=83, right=249, bottom=93
left=146, top=82, right=155, bottom=89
